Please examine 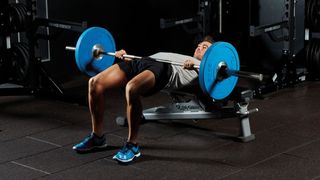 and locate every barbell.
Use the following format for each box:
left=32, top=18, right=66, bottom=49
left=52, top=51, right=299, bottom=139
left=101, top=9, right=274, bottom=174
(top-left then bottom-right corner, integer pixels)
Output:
left=66, top=27, right=263, bottom=100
